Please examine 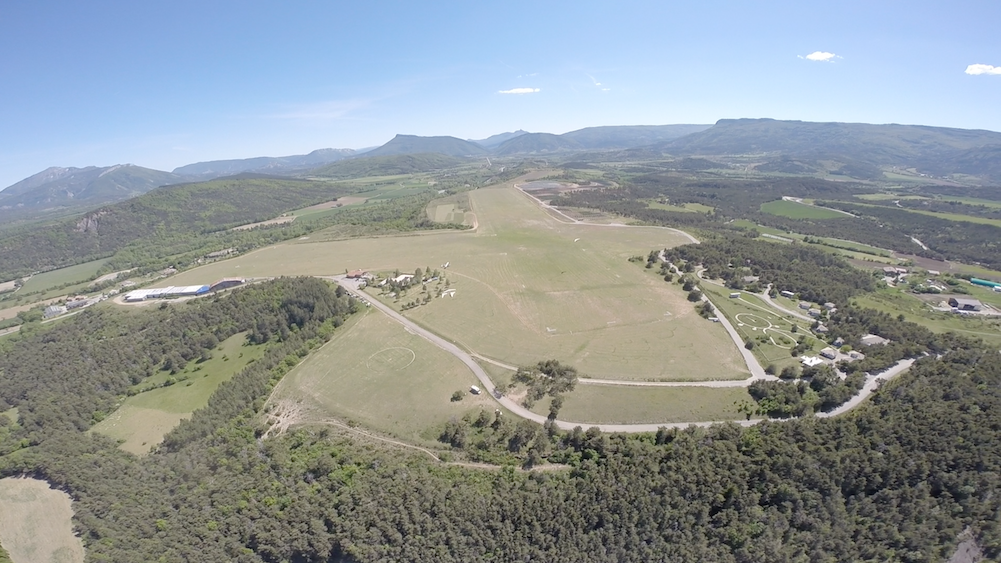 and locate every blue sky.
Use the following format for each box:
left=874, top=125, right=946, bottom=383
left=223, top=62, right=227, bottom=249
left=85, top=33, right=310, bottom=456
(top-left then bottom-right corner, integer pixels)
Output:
left=1, top=0, right=998, bottom=188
